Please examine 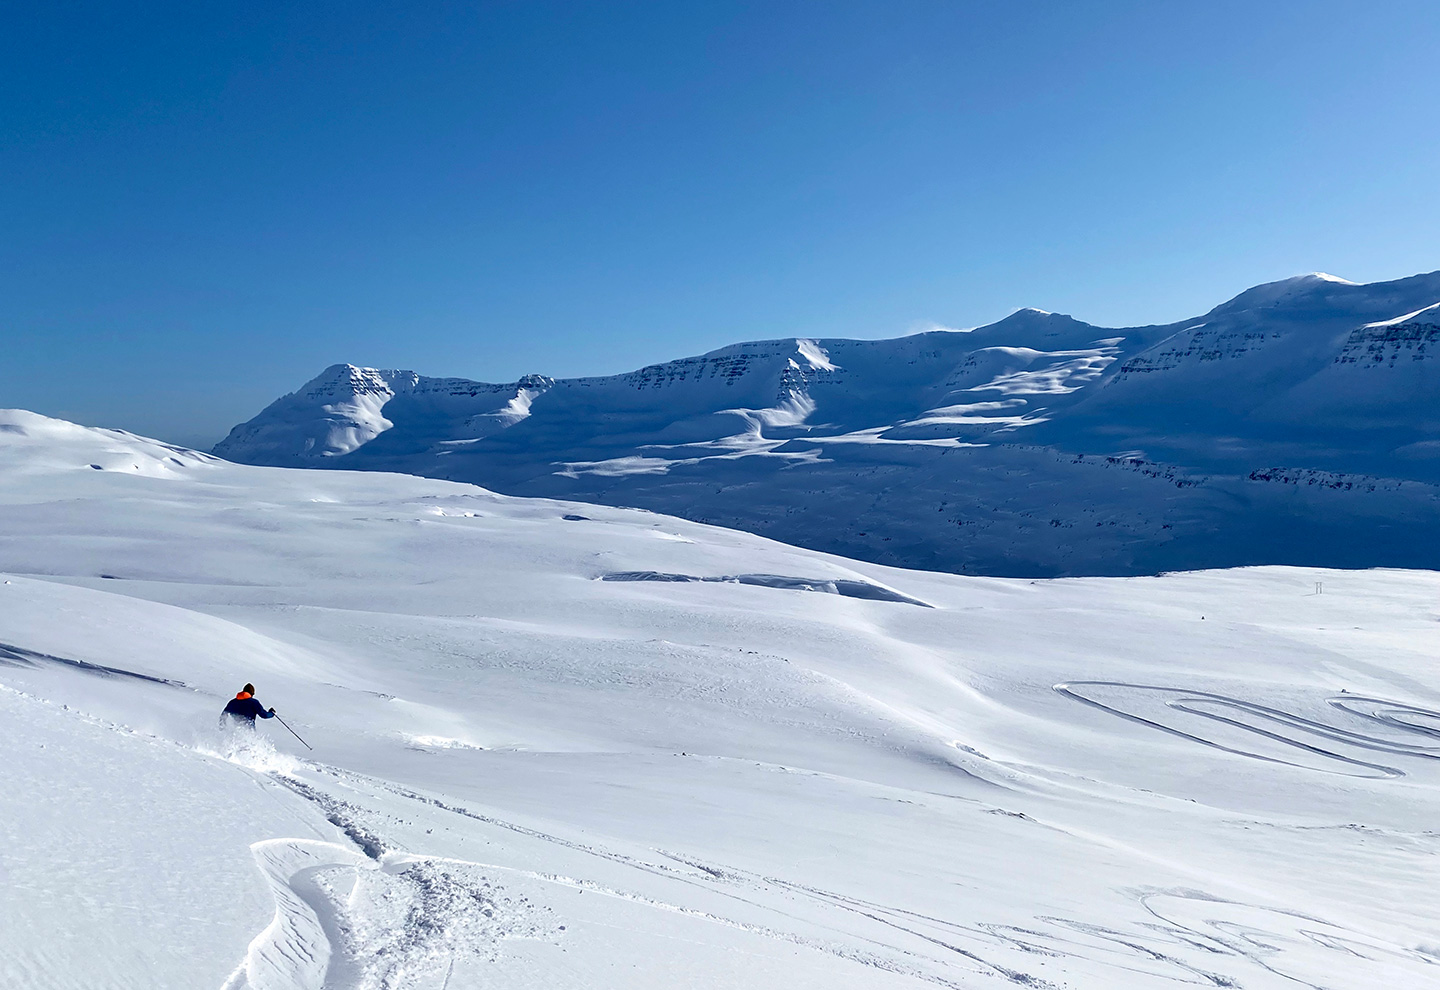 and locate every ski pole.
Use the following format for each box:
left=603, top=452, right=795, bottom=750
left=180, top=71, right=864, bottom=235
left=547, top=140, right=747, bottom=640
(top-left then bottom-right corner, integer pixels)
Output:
left=274, top=713, right=313, bottom=751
